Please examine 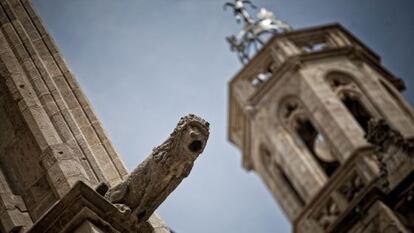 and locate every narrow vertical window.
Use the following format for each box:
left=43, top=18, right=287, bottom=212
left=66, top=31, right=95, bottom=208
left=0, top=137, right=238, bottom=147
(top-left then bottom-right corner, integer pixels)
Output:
left=395, top=191, right=414, bottom=231
left=326, top=71, right=374, bottom=134
left=341, top=94, right=372, bottom=133
left=261, top=146, right=305, bottom=206
left=295, top=119, right=340, bottom=177
left=277, top=162, right=306, bottom=206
